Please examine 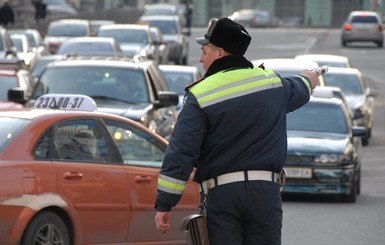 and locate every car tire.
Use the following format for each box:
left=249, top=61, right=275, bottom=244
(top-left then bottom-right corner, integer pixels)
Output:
left=341, top=40, right=347, bottom=47
left=340, top=175, right=357, bottom=203
left=362, top=136, right=369, bottom=146
left=377, top=41, right=383, bottom=48
left=21, top=211, right=70, bottom=245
